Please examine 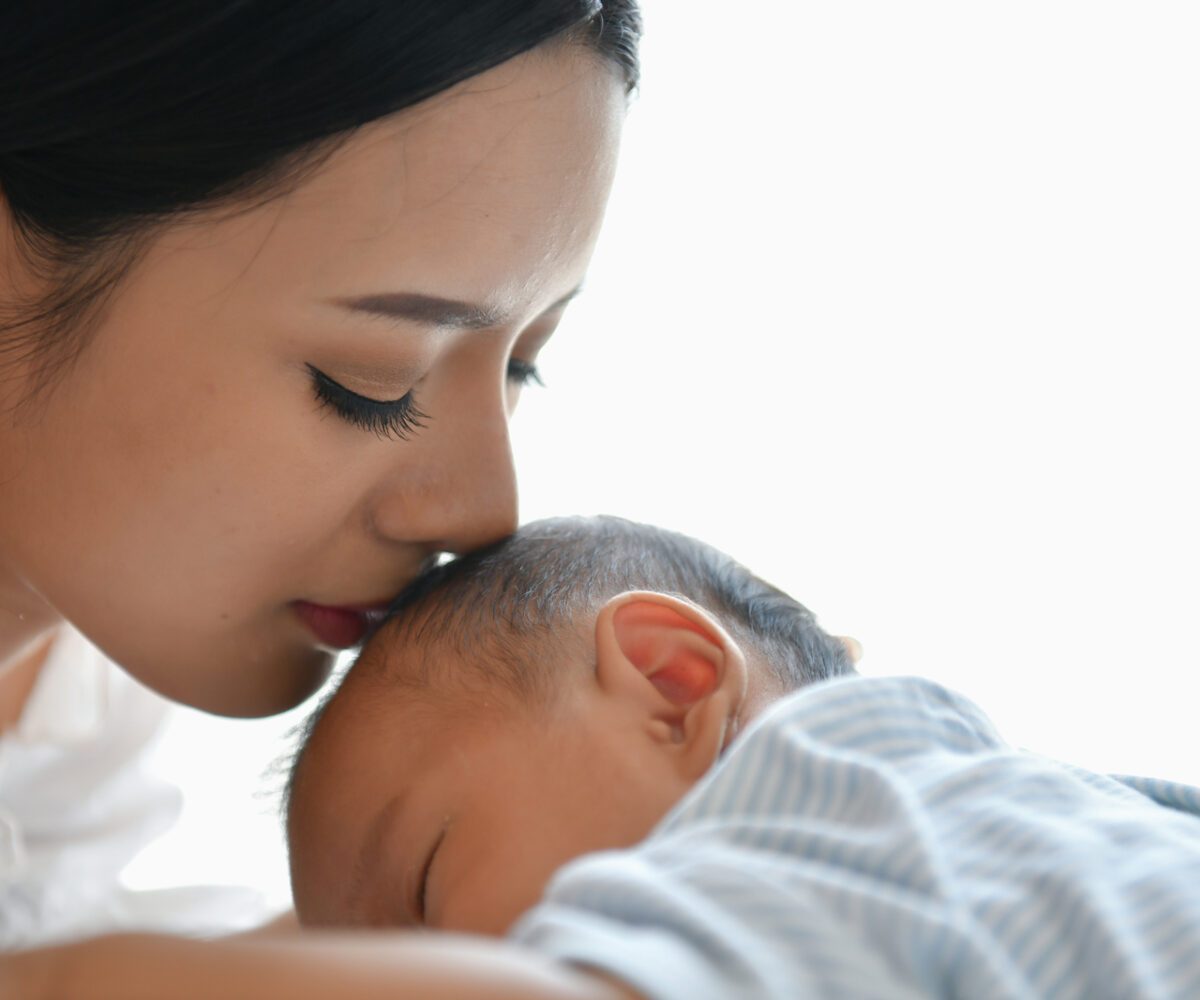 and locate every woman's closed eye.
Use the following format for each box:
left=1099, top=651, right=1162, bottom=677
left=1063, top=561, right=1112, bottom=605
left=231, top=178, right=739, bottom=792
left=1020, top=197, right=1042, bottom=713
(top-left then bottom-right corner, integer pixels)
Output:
left=309, top=358, right=543, bottom=441
left=307, top=363, right=428, bottom=441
